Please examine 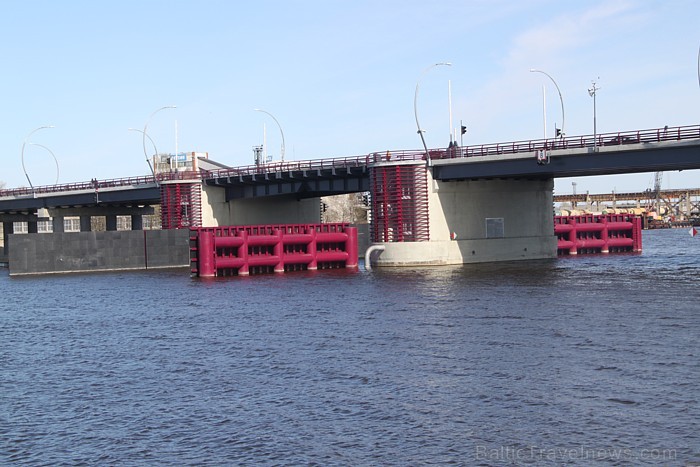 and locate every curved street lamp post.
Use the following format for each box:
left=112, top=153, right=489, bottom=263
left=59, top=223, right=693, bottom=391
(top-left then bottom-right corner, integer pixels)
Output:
left=254, top=109, right=285, bottom=163
left=143, top=106, right=176, bottom=178
left=530, top=68, right=565, bottom=138
left=21, top=125, right=55, bottom=190
left=29, top=143, right=60, bottom=185
left=414, top=62, right=451, bottom=166
left=129, top=128, right=158, bottom=161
